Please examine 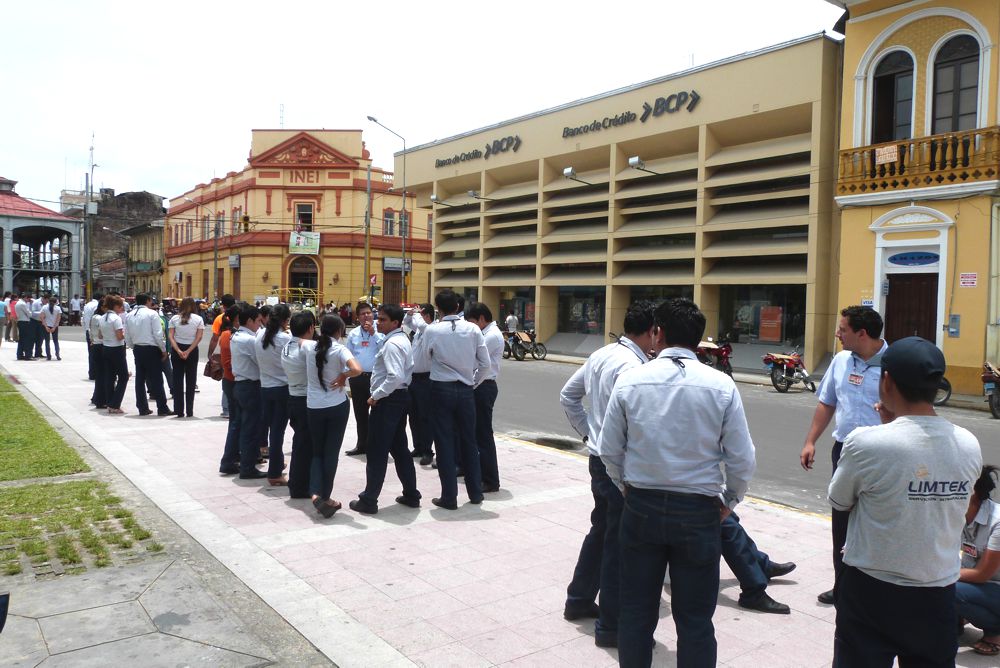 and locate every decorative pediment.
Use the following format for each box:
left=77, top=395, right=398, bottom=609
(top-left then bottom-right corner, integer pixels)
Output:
left=250, top=132, right=359, bottom=168
left=869, top=205, right=953, bottom=231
